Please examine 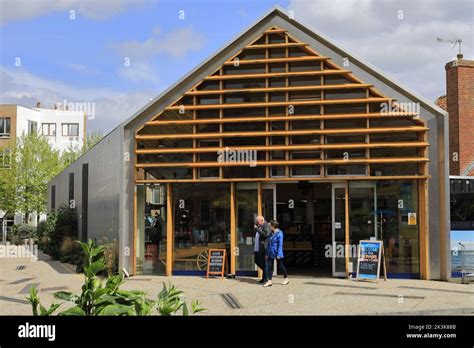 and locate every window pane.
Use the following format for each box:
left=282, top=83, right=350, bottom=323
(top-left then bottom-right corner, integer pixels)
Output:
left=224, top=93, right=265, bottom=104
left=223, top=166, right=265, bottom=178
left=196, top=80, right=219, bottom=91
left=376, top=180, right=419, bottom=274
left=289, top=76, right=321, bottom=86
left=371, top=164, right=419, bottom=176
left=173, top=183, right=230, bottom=271
left=196, top=109, right=219, bottom=119
left=224, top=64, right=265, bottom=75
left=291, top=165, right=320, bottom=176
left=291, top=134, right=320, bottom=145
left=324, top=89, right=367, bottom=100
left=326, top=165, right=366, bottom=175
left=271, top=166, right=285, bottom=177
left=290, top=151, right=320, bottom=159
left=326, top=149, right=366, bottom=159
left=289, top=61, right=321, bottom=72
left=370, top=148, right=420, bottom=158
left=324, top=119, right=366, bottom=129
left=224, top=79, right=265, bottom=89
left=199, top=167, right=219, bottom=178
left=326, top=135, right=366, bottom=144
left=324, top=104, right=366, bottom=114
left=370, top=132, right=419, bottom=143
